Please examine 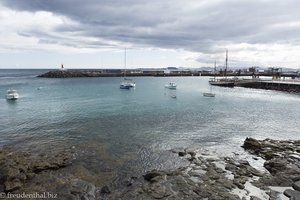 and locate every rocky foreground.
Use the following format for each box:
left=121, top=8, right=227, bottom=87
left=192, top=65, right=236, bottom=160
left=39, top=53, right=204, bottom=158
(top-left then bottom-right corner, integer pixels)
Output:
left=1, top=138, right=300, bottom=200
